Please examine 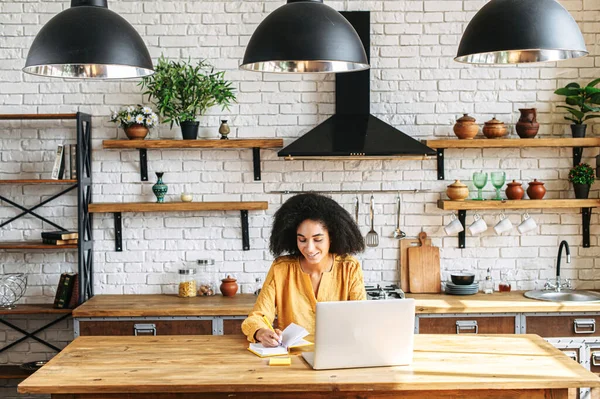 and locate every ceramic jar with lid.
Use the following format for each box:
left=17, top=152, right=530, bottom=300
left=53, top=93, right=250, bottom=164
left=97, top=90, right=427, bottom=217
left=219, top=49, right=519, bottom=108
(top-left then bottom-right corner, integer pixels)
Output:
left=505, top=180, right=525, bottom=200
left=482, top=117, right=508, bottom=139
left=220, top=275, right=238, bottom=297
left=446, top=180, right=469, bottom=201
left=526, top=179, right=546, bottom=200
left=453, top=114, right=479, bottom=140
